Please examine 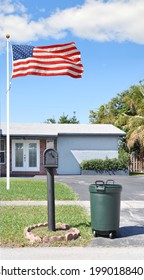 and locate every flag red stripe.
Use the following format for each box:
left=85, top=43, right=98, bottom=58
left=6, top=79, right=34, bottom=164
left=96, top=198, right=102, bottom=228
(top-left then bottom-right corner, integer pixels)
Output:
left=13, top=72, right=82, bottom=78
left=33, top=46, right=78, bottom=54
left=13, top=59, right=82, bottom=68
left=13, top=58, right=81, bottom=67
left=36, top=42, right=76, bottom=49
left=12, top=69, right=82, bottom=78
left=13, top=65, right=83, bottom=74
left=33, top=53, right=81, bottom=59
